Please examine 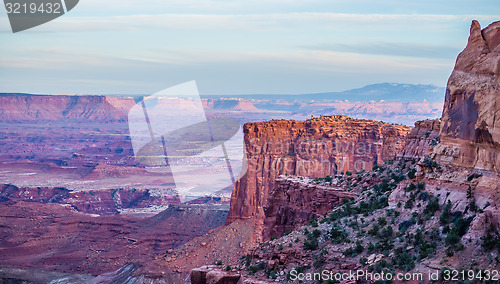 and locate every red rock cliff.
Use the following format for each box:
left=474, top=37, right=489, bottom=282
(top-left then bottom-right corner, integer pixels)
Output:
left=436, top=20, right=500, bottom=174
left=227, top=115, right=410, bottom=223
left=262, top=175, right=356, bottom=240
left=0, top=94, right=129, bottom=122
left=397, top=119, right=441, bottom=160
